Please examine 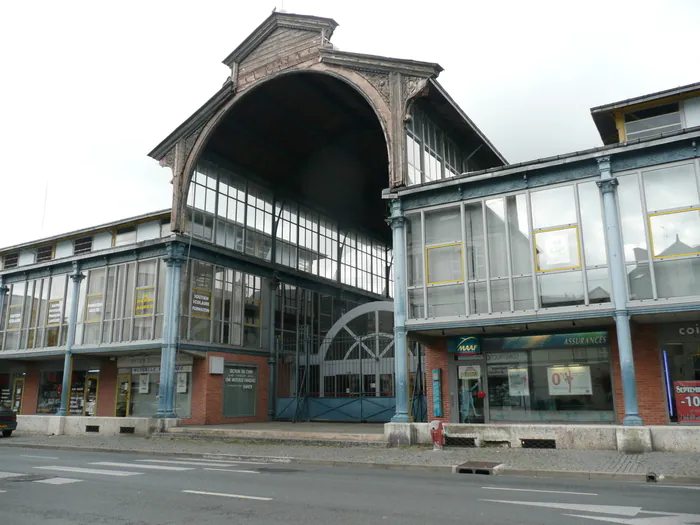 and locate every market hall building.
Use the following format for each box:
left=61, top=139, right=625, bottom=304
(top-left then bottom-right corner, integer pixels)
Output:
left=391, top=81, right=700, bottom=428
left=1, top=11, right=698, bottom=436
left=0, top=12, right=505, bottom=427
